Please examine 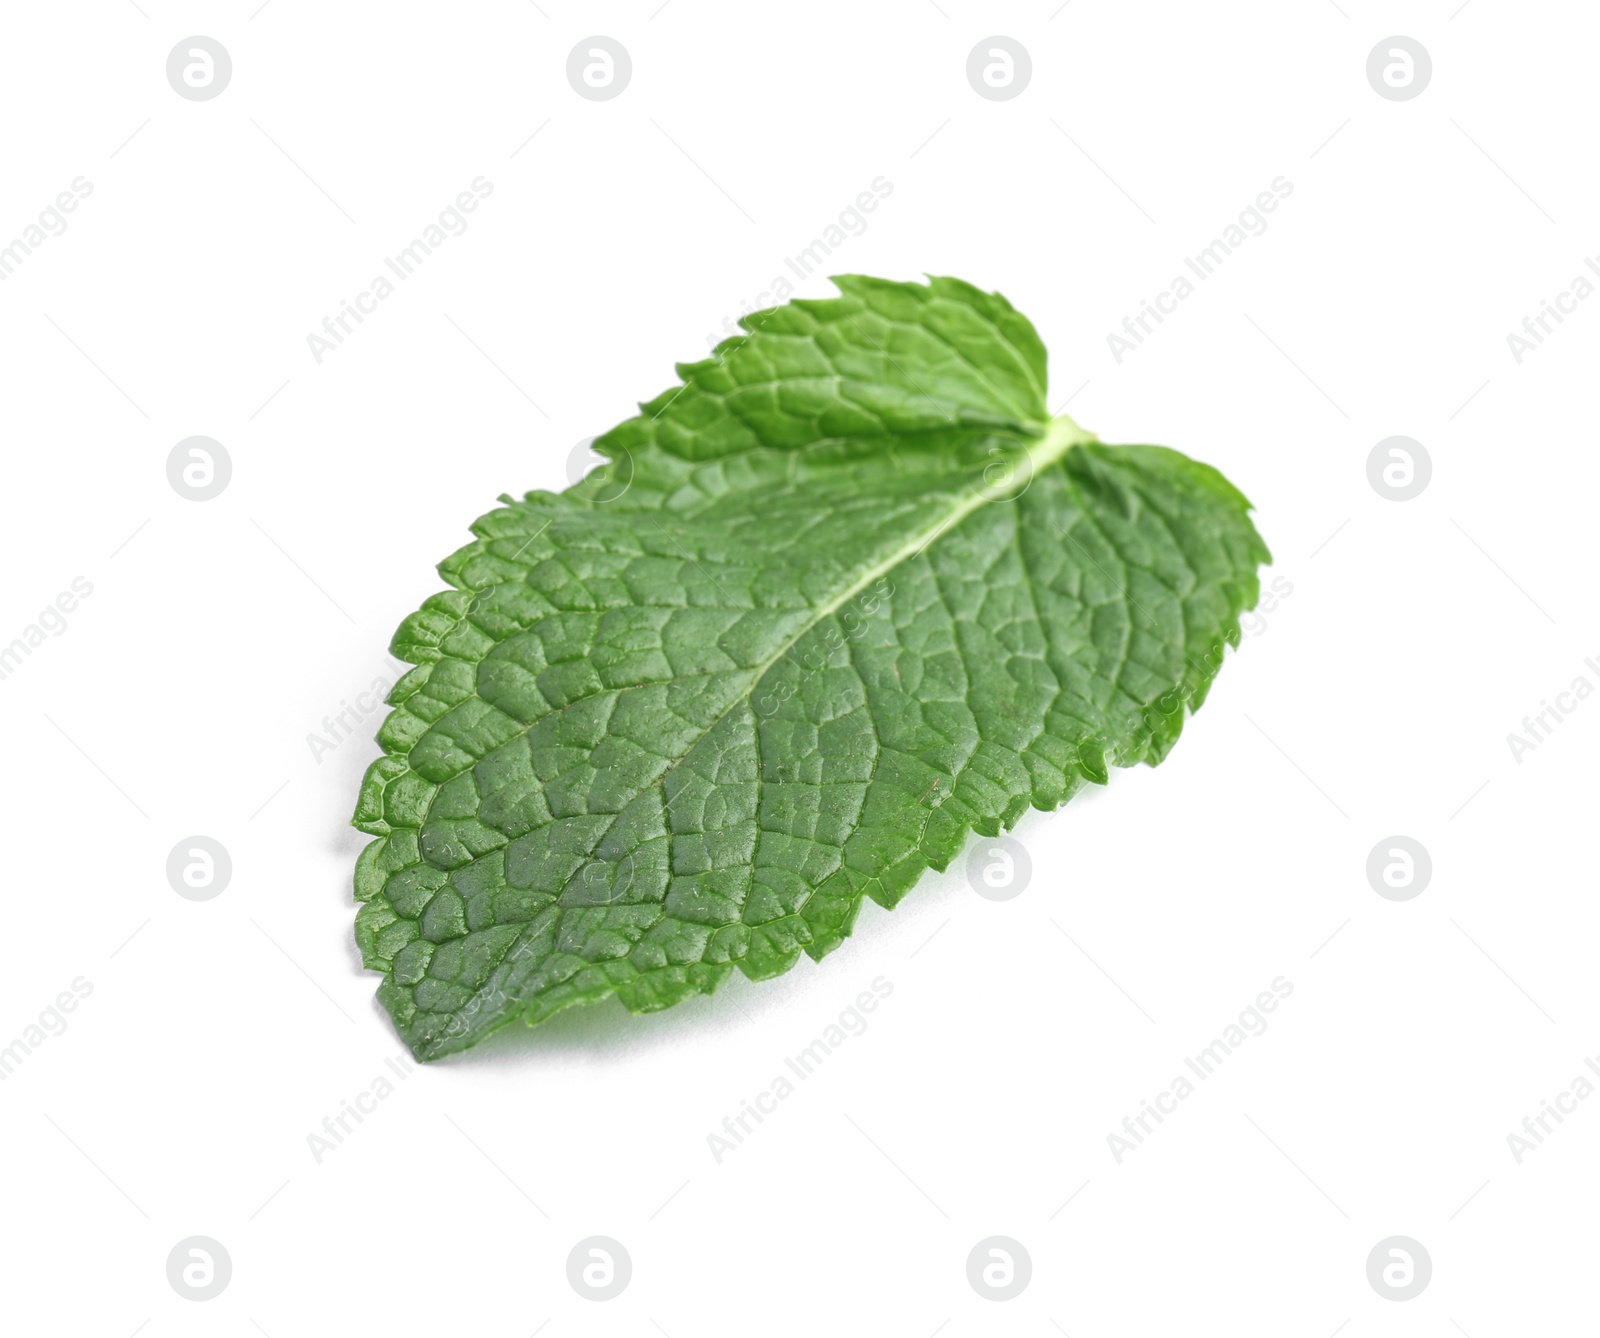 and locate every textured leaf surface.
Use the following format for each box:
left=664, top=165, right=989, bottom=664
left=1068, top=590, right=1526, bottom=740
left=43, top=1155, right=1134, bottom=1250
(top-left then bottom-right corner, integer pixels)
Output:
left=352, top=275, right=1269, bottom=1059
